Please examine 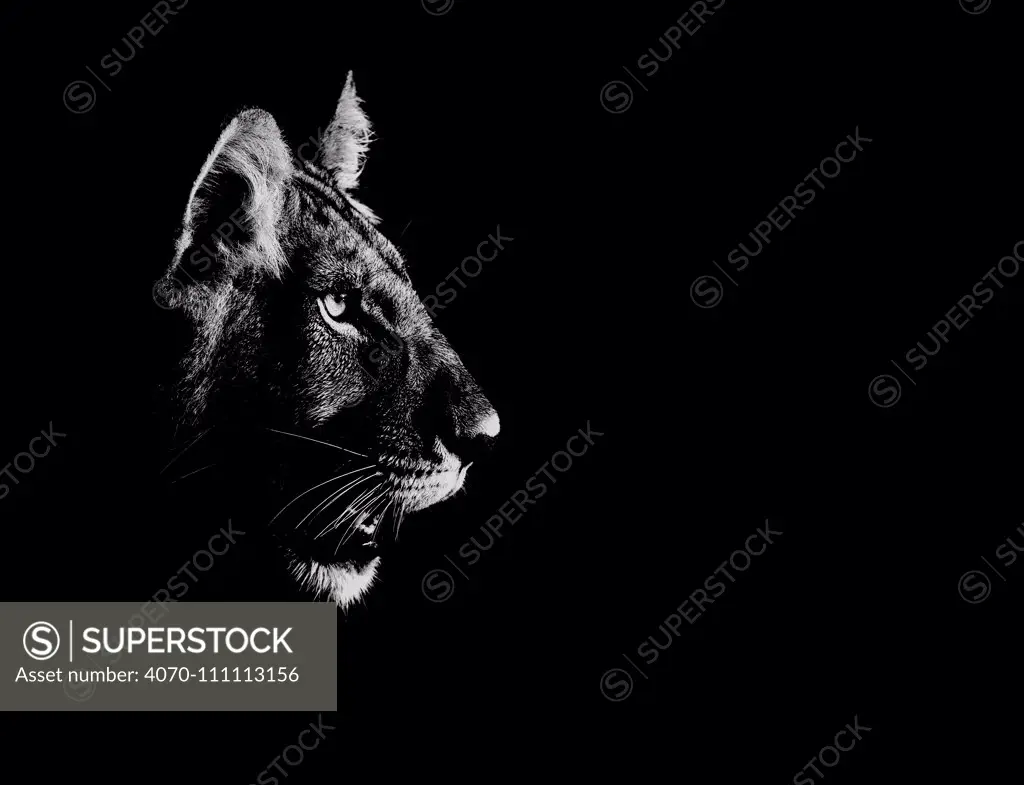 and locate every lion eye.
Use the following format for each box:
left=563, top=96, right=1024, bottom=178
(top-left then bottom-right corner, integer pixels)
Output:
left=322, top=293, right=347, bottom=320
left=317, top=288, right=363, bottom=336
left=317, top=291, right=359, bottom=335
